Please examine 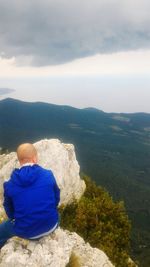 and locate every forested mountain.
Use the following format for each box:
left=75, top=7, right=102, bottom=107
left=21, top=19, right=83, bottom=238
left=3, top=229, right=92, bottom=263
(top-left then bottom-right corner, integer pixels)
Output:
left=1, top=97, right=150, bottom=266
